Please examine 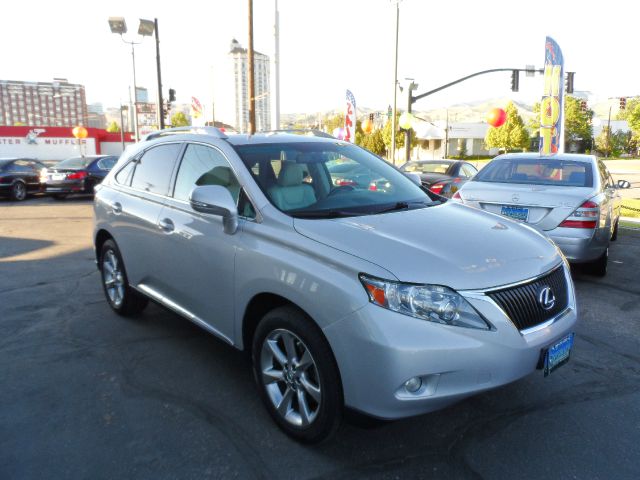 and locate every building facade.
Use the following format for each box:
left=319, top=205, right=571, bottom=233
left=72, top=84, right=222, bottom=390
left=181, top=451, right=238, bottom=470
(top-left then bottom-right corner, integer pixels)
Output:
left=229, top=39, right=271, bottom=133
left=0, top=79, right=88, bottom=127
